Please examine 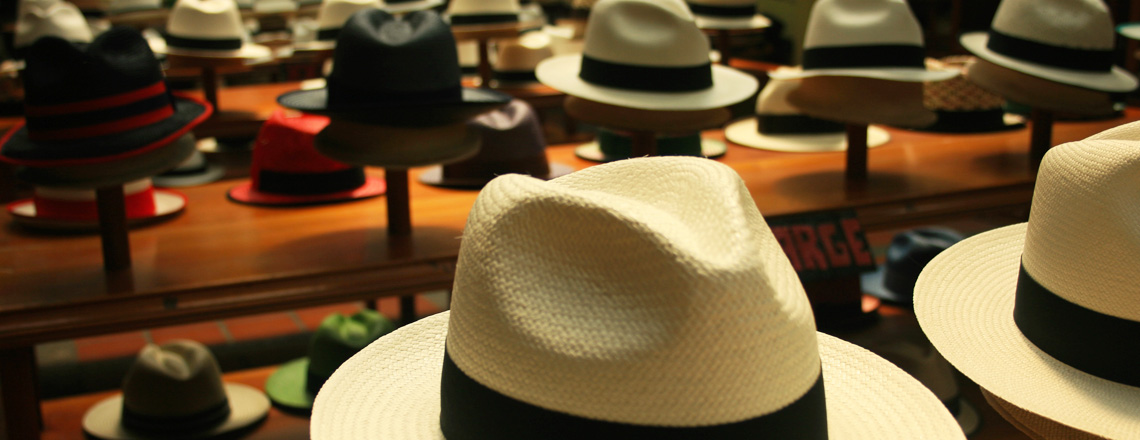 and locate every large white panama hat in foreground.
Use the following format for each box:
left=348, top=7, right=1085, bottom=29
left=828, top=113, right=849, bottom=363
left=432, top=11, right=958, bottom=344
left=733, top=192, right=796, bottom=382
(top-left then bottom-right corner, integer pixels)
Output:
left=311, top=156, right=966, bottom=440
left=915, top=120, right=1140, bottom=440
left=769, top=0, right=956, bottom=83
left=960, top=0, right=1137, bottom=93
left=535, top=0, right=758, bottom=111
